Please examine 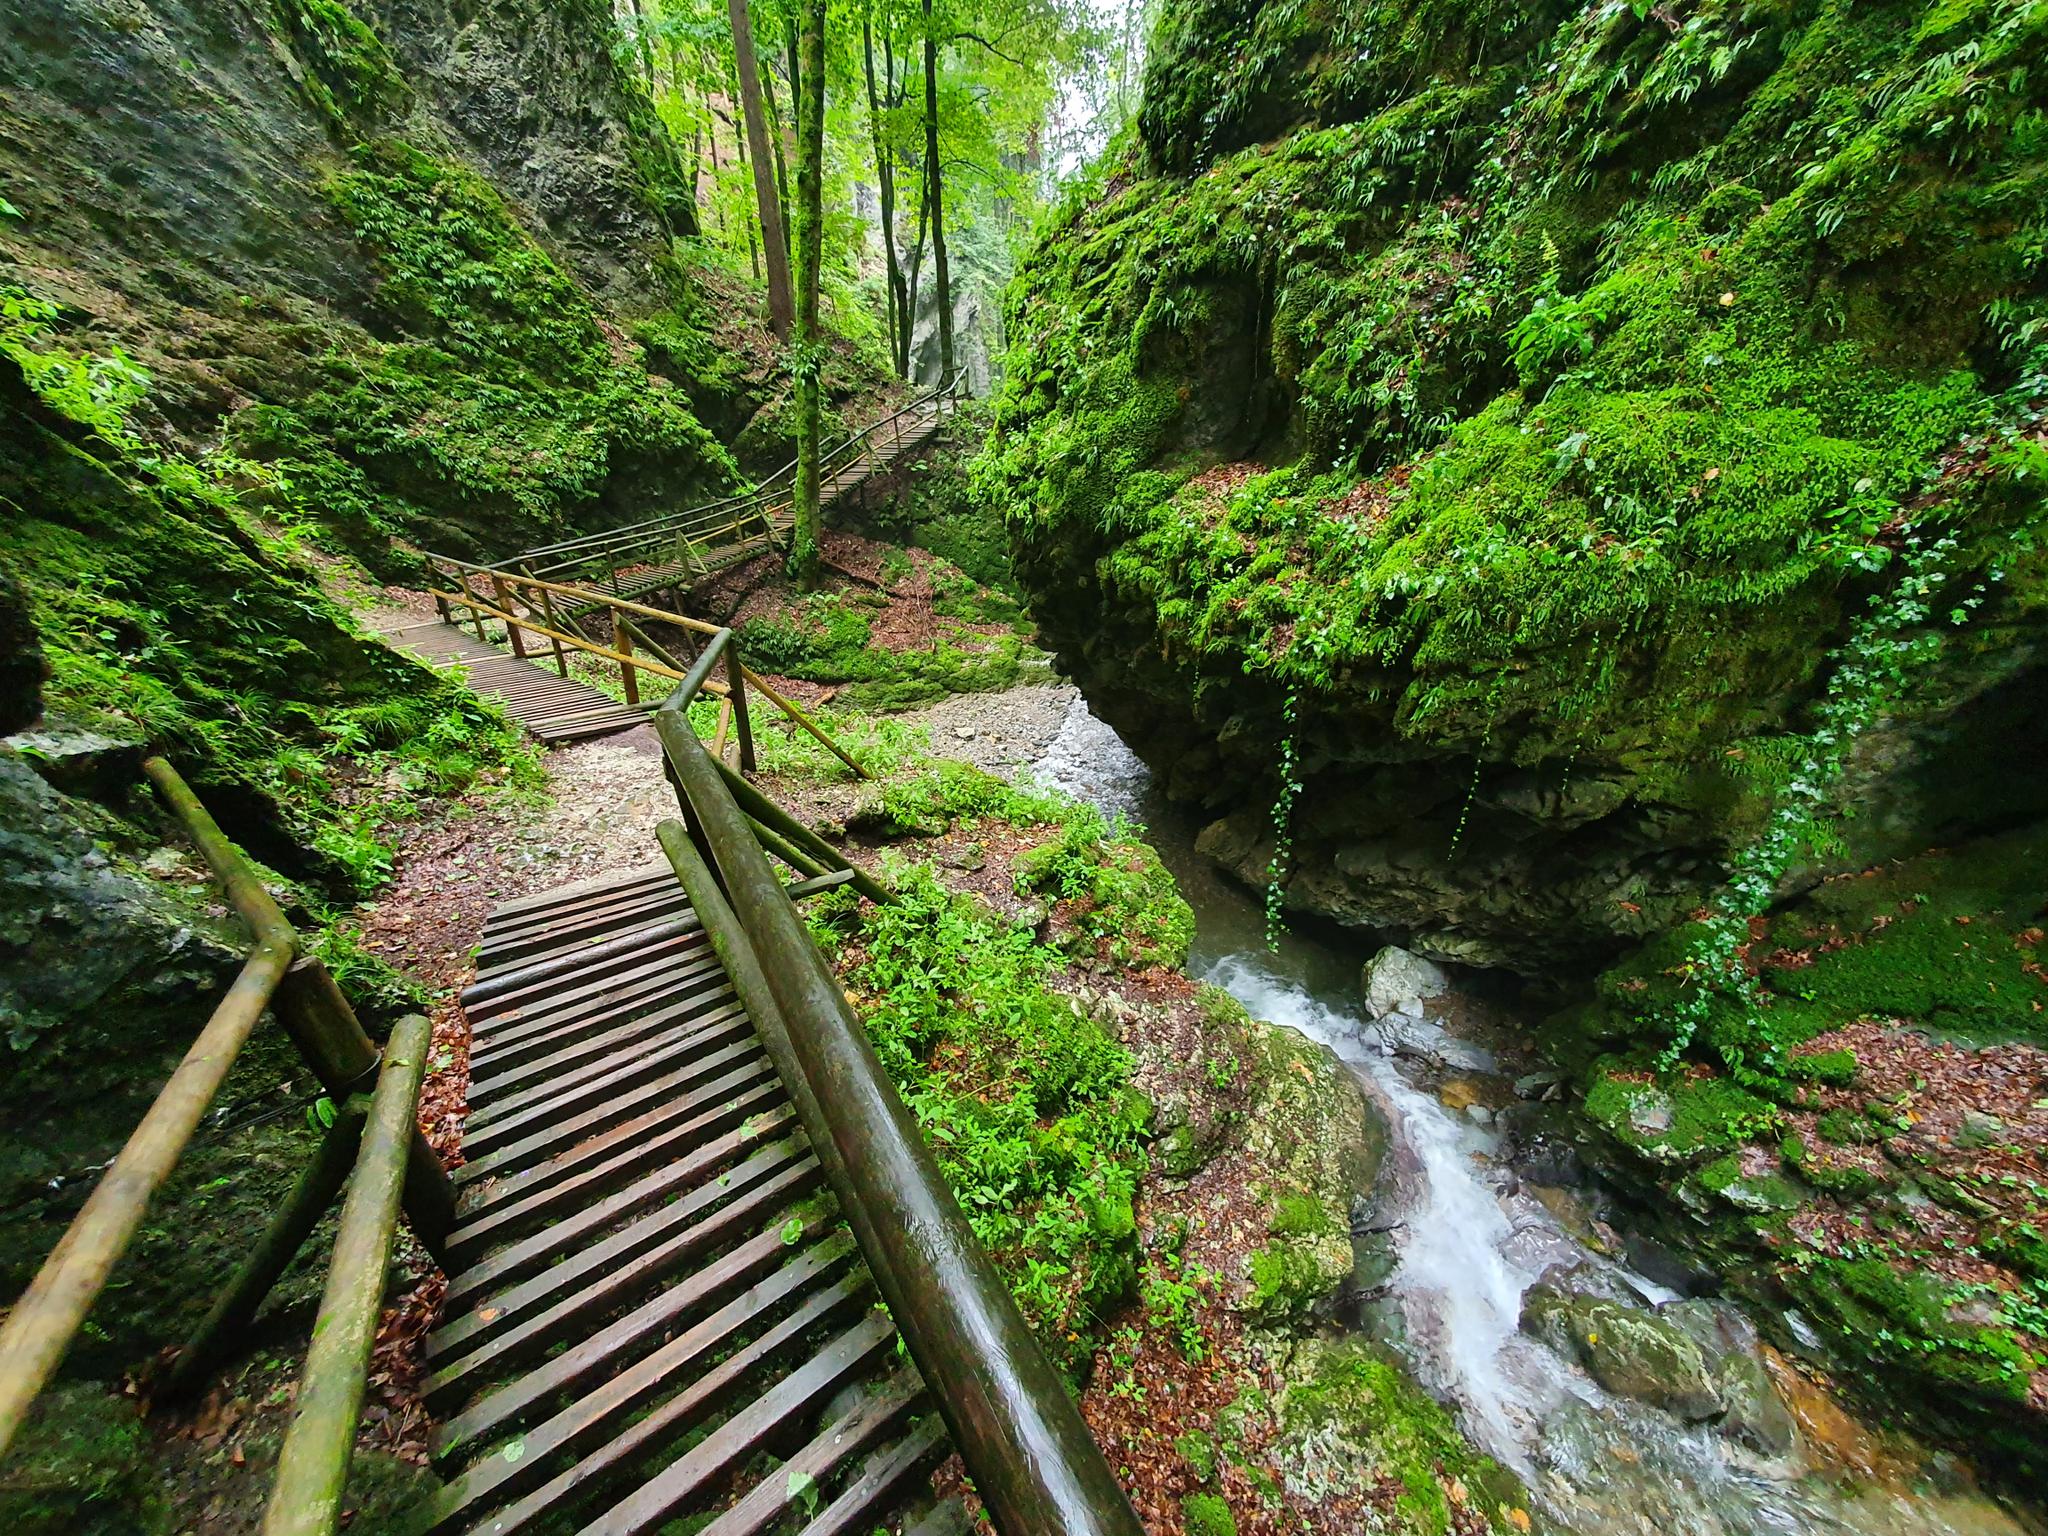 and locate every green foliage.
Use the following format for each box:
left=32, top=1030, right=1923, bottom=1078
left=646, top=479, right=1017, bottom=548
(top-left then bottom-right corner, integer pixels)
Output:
left=1, top=287, right=539, bottom=894
left=812, top=861, right=1147, bottom=1370
left=1180, top=1492, right=1238, bottom=1536
left=1012, top=809, right=1194, bottom=968
left=734, top=584, right=1042, bottom=712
